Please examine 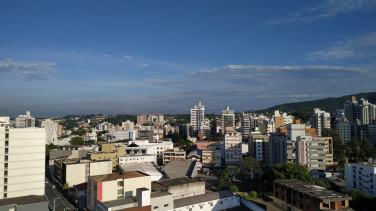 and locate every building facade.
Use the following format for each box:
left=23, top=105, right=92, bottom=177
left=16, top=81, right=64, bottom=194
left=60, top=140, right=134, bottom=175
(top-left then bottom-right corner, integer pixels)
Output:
left=345, top=162, right=376, bottom=197
left=221, top=106, right=235, bottom=132
left=162, top=149, right=186, bottom=165
left=41, top=119, right=58, bottom=144
left=249, top=135, right=270, bottom=164
left=224, top=130, right=242, bottom=166
left=14, top=111, right=35, bottom=127
left=190, top=102, right=205, bottom=137
left=309, top=108, right=330, bottom=137
left=202, top=145, right=221, bottom=169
